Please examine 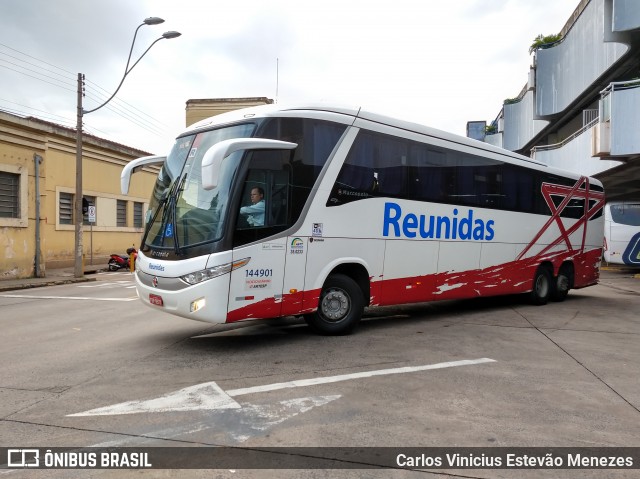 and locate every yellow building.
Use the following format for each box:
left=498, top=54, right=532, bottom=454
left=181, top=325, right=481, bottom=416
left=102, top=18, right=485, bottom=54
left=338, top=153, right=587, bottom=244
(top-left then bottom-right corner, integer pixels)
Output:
left=0, top=111, right=157, bottom=280
left=185, top=97, right=273, bottom=127
left=1, top=97, right=273, bottom=280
